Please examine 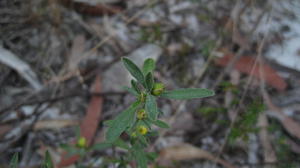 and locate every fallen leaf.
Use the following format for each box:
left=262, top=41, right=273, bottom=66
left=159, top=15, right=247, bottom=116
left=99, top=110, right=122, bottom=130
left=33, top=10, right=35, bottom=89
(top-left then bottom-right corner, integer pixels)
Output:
left=215, top=51, right=287, bottom=91
left=34, top=120, right=79, bottom=130
left=159, top=143, right=237, bottom=168
left=60, top=0, right=124, bottom=16
left=58, top=75, right=103, bottom=167
left=263, top=92, right=300, bottom=140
